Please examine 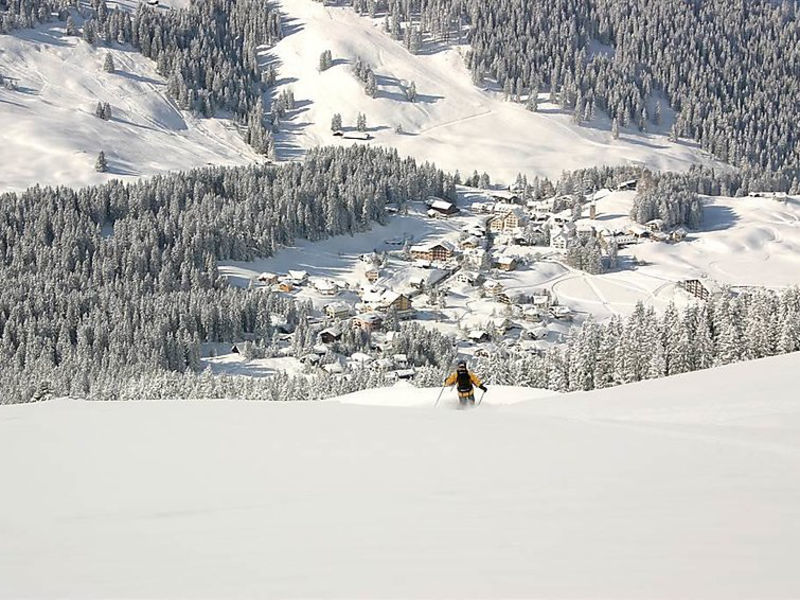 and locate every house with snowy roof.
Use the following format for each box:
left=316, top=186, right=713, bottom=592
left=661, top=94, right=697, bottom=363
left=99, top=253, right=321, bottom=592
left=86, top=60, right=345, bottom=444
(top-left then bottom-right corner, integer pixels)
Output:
left=410, top=240, right=456, bottom=262
left=488, top=207, right=528, bottom=232
left=287, top=270, right=308, bottom=285
left=426, top=197, right=459, bottom=217
left=324, top=302, right=352, bottom=320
